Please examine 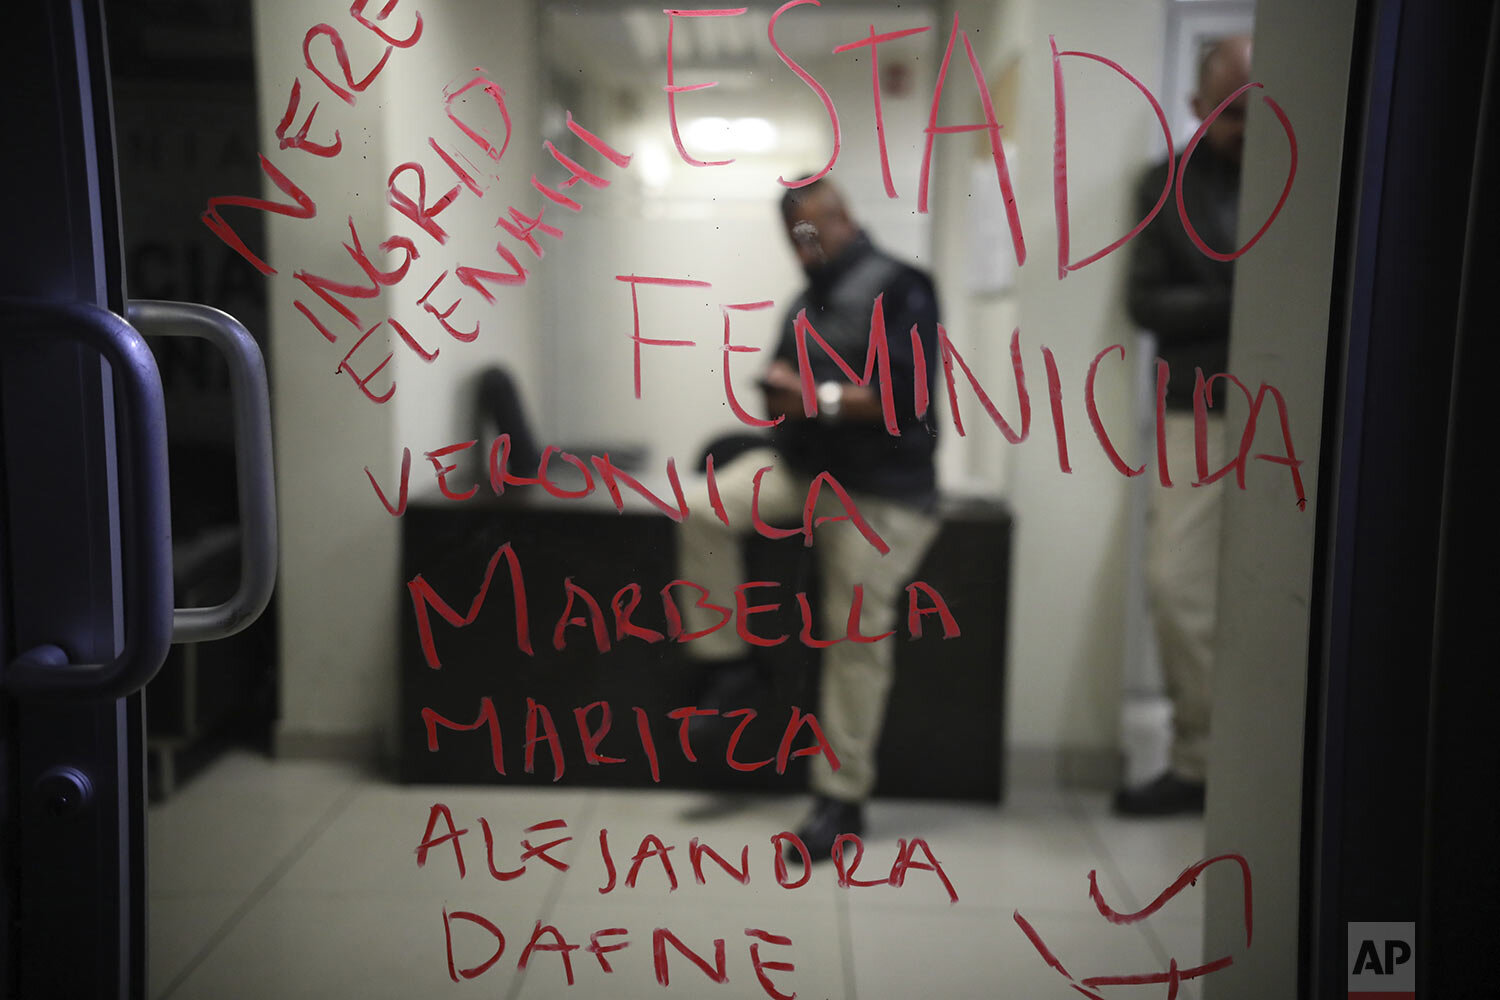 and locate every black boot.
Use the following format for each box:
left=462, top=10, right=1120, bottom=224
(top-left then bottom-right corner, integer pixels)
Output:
left=792, top=795, right=865, bottom=861
left=693, top=659, right=767, bottom=714
left=1112, top=771, right=1205, bottom=816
